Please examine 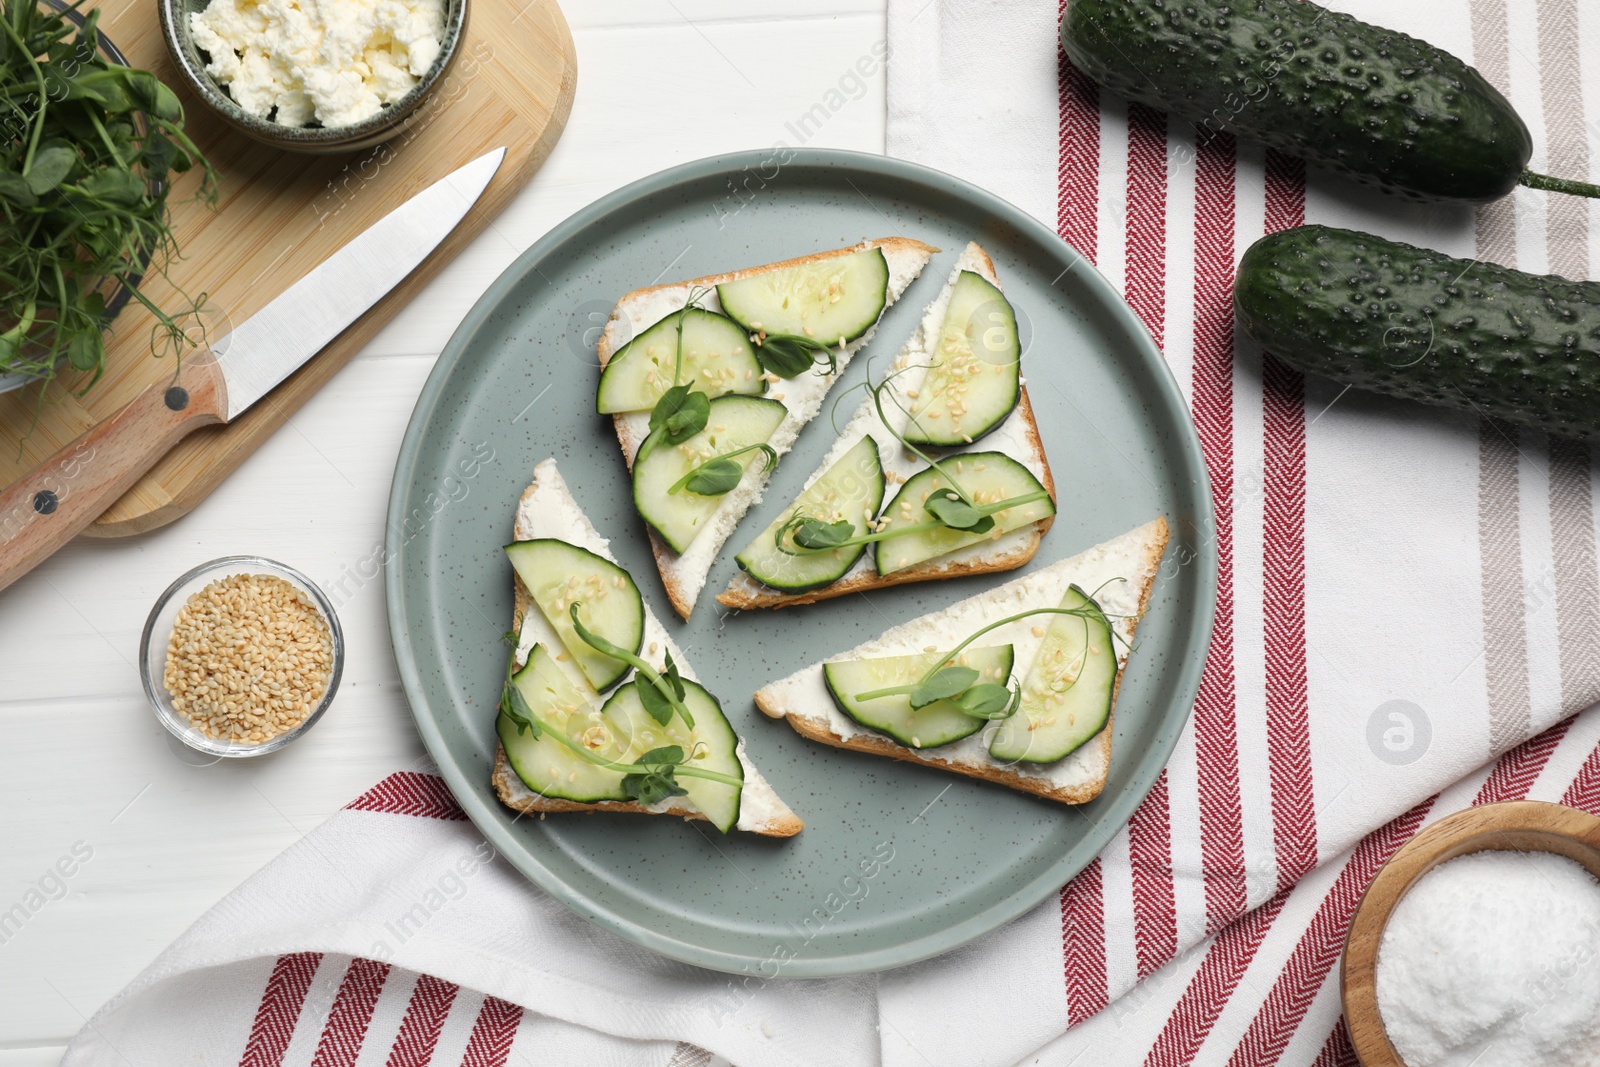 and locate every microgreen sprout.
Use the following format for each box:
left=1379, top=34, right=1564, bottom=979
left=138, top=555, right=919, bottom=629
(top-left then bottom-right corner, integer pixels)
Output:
left=567, top=603, right=693, bottom=729
left=640, top=289, right=716, bottom=462
left=751, top=330, right=841, bottom=379
left=667, top=442, right=778, bottom=497
left=498, top=658, right=741, bottom=807
left=0, top=0, right=217, bottom=398
left=775, top=369, right=1052, bottom=555
left=849, top=586, right=1127, bottom=721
